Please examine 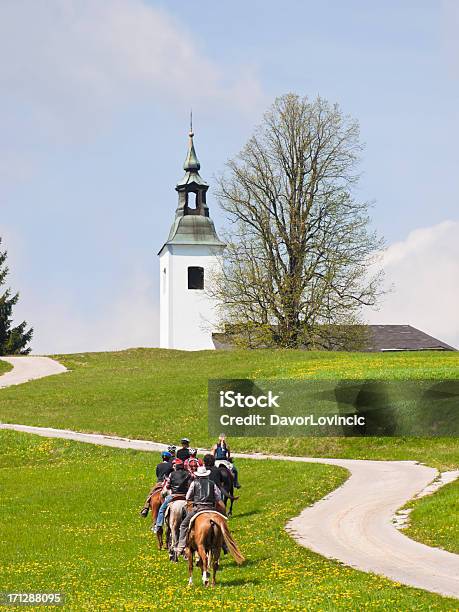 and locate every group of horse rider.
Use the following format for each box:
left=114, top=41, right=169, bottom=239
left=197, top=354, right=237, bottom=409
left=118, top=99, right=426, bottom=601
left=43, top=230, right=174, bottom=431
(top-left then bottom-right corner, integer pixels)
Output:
left=140, top=433, right=240, bottom=556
